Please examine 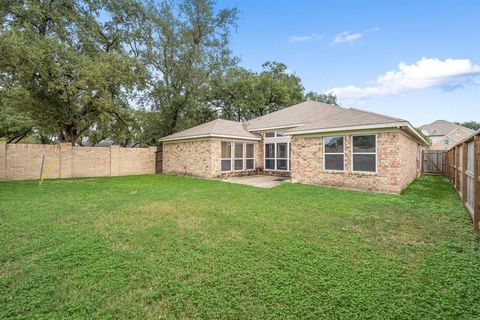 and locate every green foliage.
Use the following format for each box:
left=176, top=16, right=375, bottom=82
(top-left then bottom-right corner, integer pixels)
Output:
left=139, top=0, right=239, bottom=140
left=415, top=127, right=431, bottom=145
left=0, top=0, right=339, bottom=146
left=209, top=62, right=305, bottom=121
left=0, top=0, right=145, bottom=144
left=0, top=175, right=479, bottom=318
left=305, top=91, right=339, bottom=106
left=455, top=121, right=480, bottom=131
